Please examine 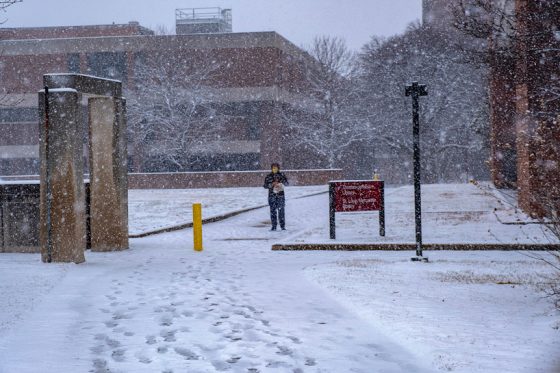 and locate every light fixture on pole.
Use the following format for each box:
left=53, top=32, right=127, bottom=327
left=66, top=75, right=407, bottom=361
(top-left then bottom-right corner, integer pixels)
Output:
left=405, top=81, right=429, bottom=263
